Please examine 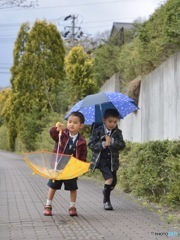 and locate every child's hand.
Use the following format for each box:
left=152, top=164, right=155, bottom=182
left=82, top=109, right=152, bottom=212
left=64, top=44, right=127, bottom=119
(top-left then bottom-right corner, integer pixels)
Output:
left=105, top=135, right=111, bottom=146
left=55, top=122, right=64, bottom=132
